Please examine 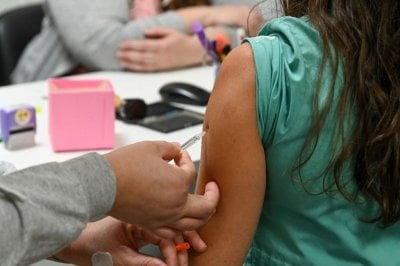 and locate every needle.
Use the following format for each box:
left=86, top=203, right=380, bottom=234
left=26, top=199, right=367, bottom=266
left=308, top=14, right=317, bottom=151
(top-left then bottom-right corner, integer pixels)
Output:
left=180, top=131, right=206, bottom=150
left=168, top=131, right=206, bottom=163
